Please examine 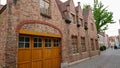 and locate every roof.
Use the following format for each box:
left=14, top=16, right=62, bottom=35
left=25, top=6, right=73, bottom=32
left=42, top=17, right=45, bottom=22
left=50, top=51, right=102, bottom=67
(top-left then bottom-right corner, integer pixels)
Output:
left=0, top=4, right=7, bottom=14
left=75, top=2, right=83, bottom=19
left=56, top=0, right=84, bottom=19
left=58, top=0, right=70, bottom=12
left=83, top=8, right=89, bottom=22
